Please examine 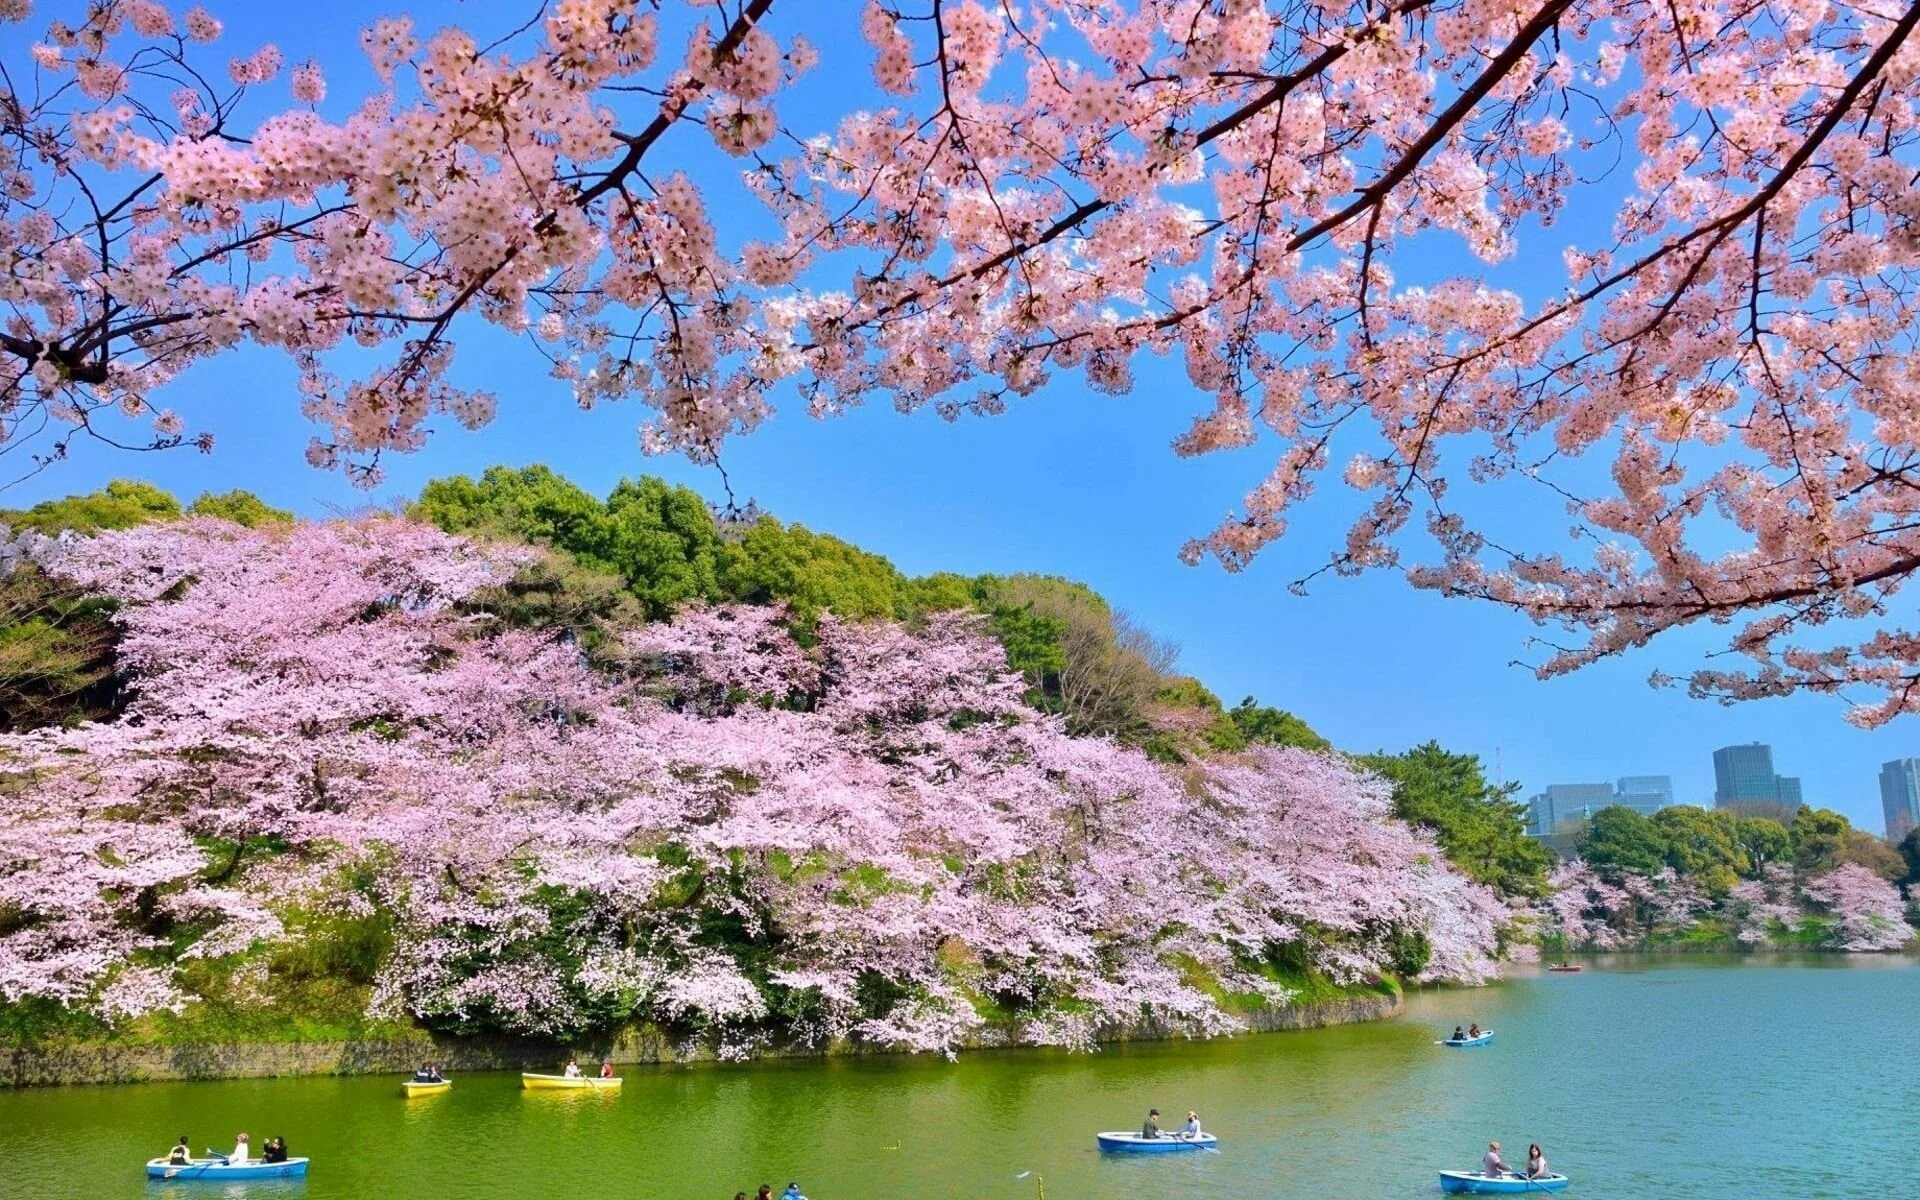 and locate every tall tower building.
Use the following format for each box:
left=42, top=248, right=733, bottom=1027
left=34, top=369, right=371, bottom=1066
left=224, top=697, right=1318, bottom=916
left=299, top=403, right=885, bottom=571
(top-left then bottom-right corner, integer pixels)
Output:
left=1615, top=775, right=1674, bottom=814
left=1713, top=744, right=1802, bottom=818
left=1879, top=759, right=1920, bottom=841
left=1713, top=744, right=1777, bottom=807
